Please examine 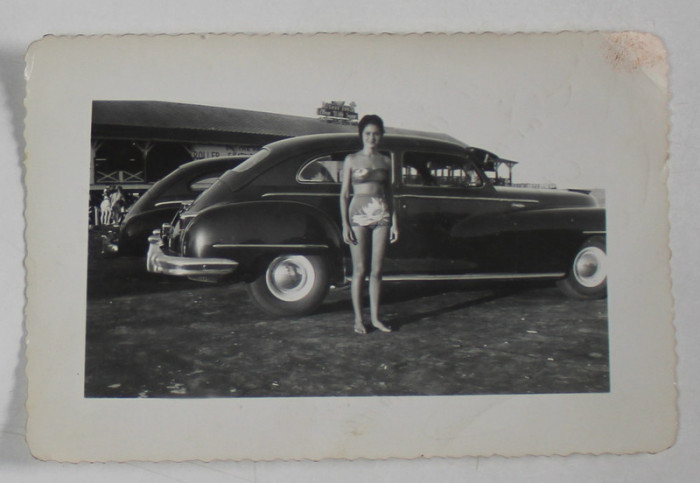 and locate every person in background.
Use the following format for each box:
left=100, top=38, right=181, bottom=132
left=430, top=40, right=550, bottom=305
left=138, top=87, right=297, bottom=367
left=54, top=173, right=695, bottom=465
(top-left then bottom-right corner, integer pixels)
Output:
left=99, top=188, right=112, bottom=225
left=110, top=186, right=125, bottom=225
